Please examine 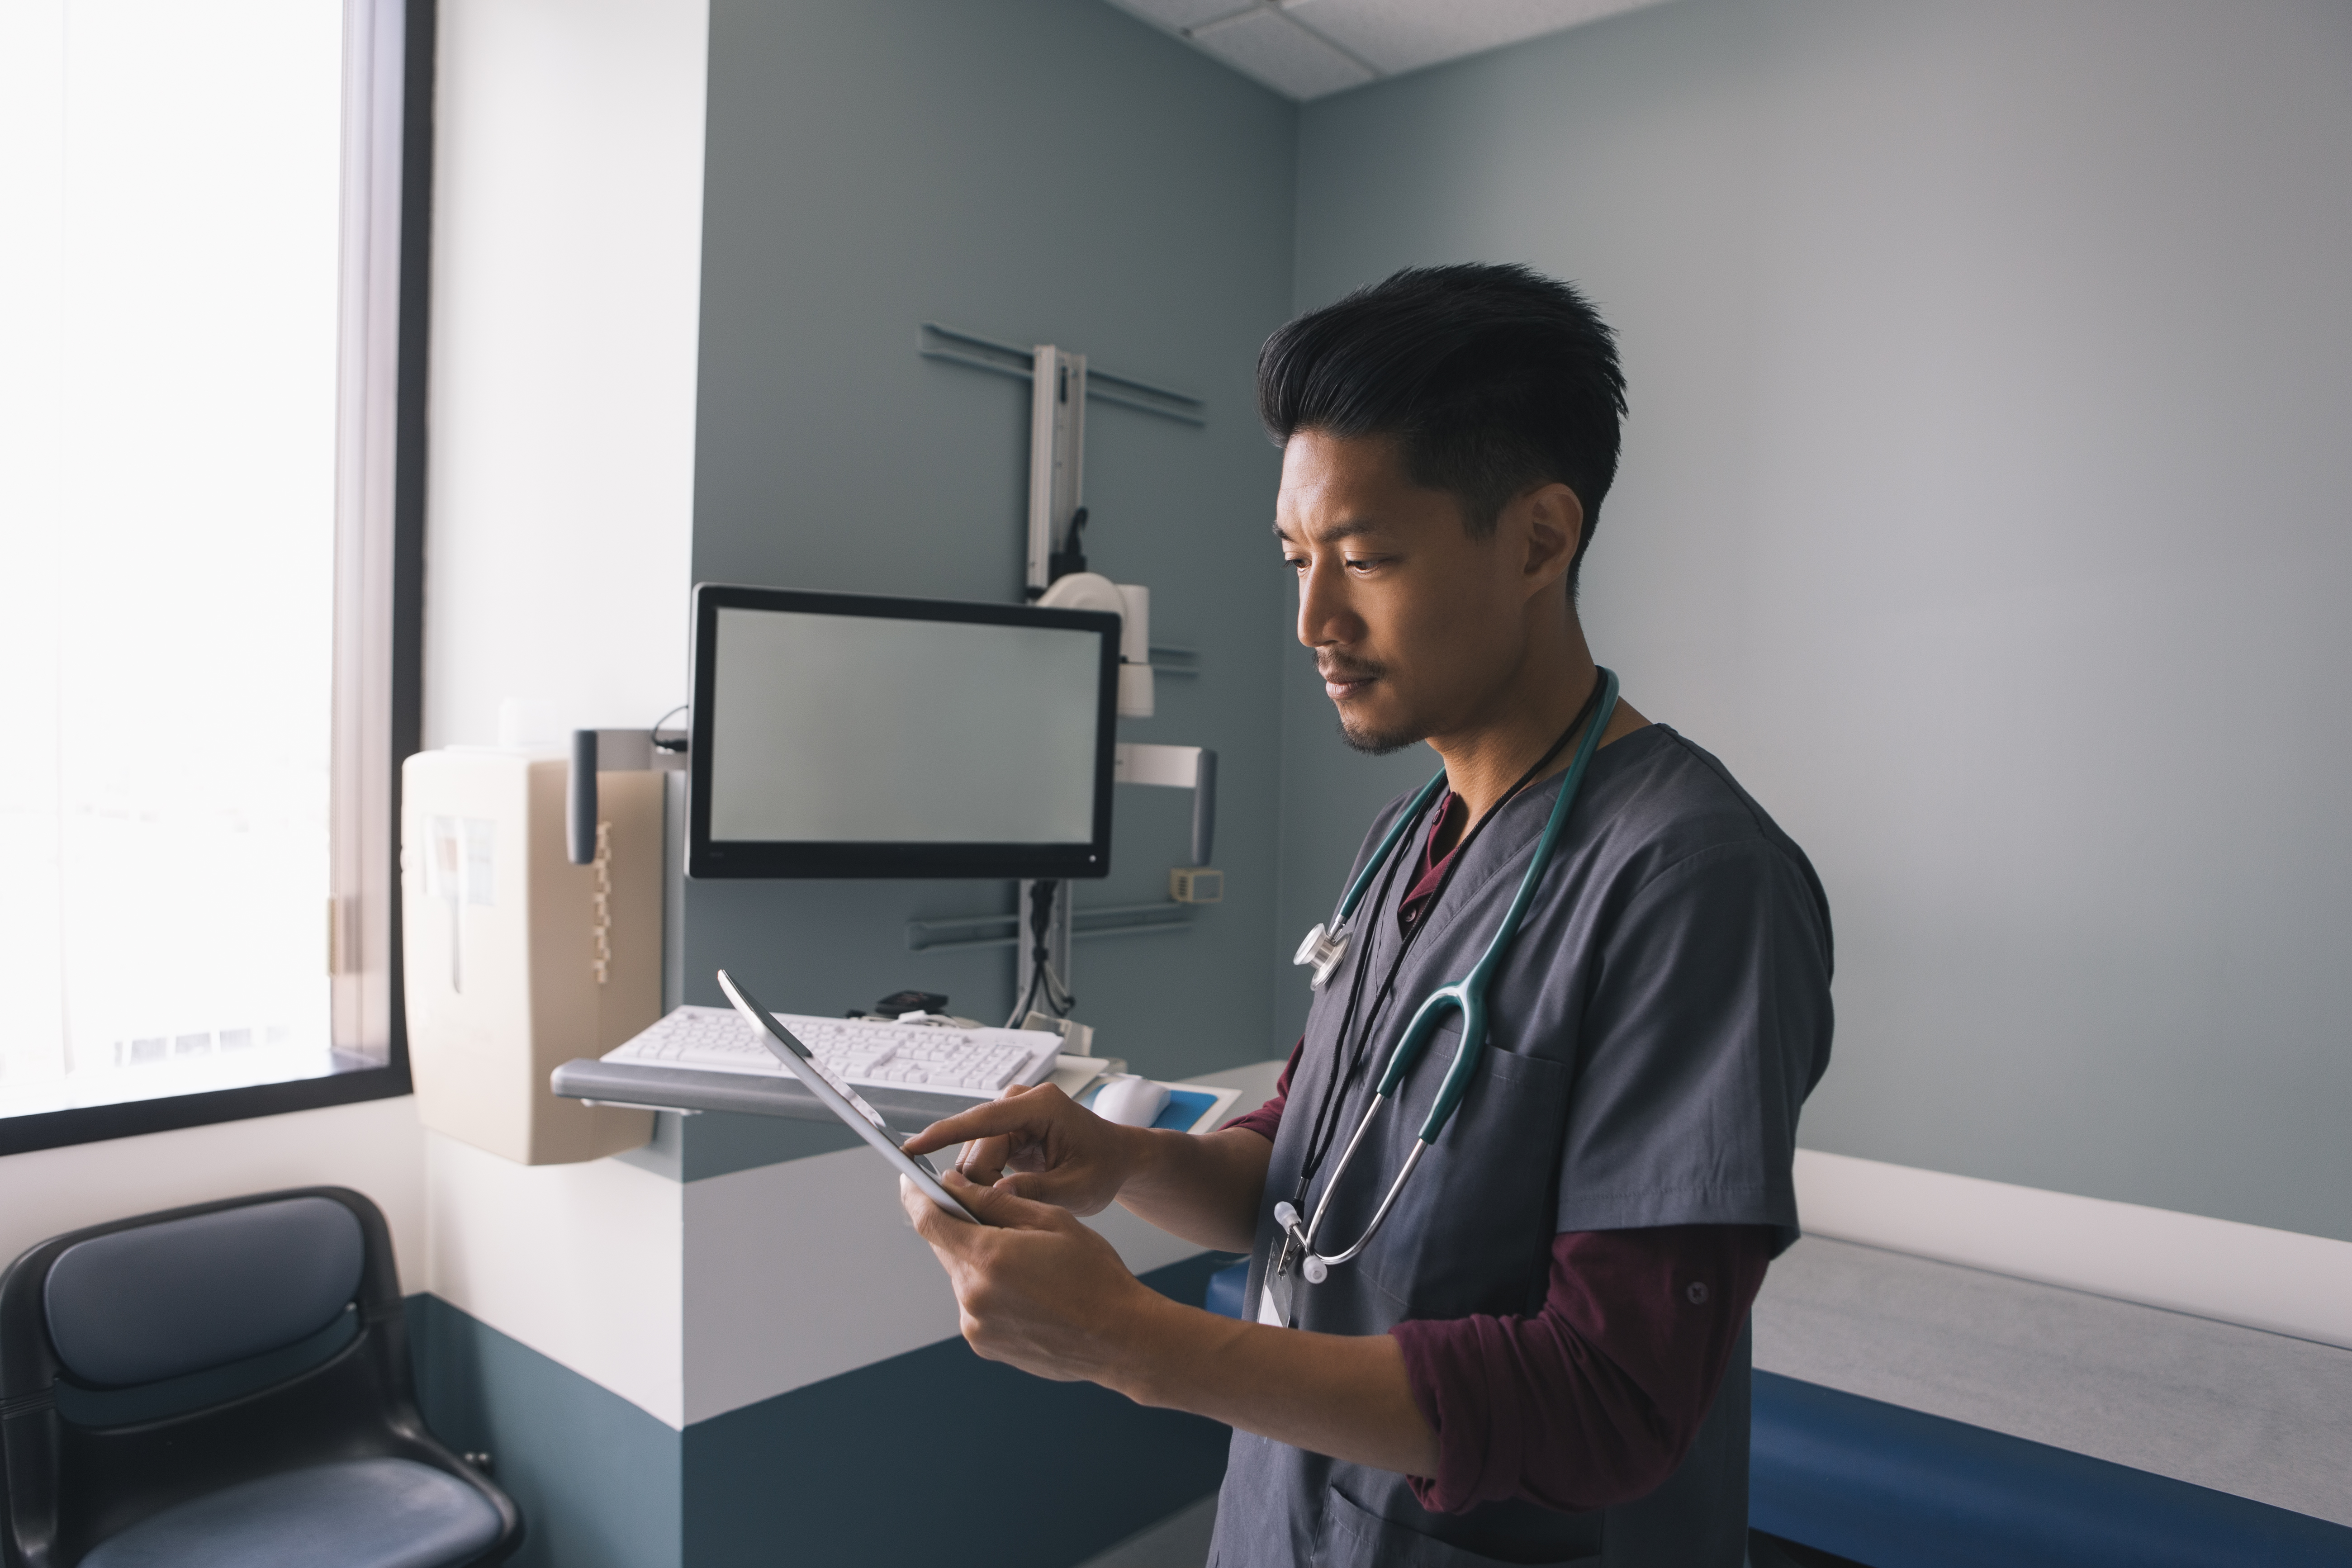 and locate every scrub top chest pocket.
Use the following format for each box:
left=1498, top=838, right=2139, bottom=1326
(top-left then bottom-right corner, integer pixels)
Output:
left=1353, top=1038, right=1570, bottom=1322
